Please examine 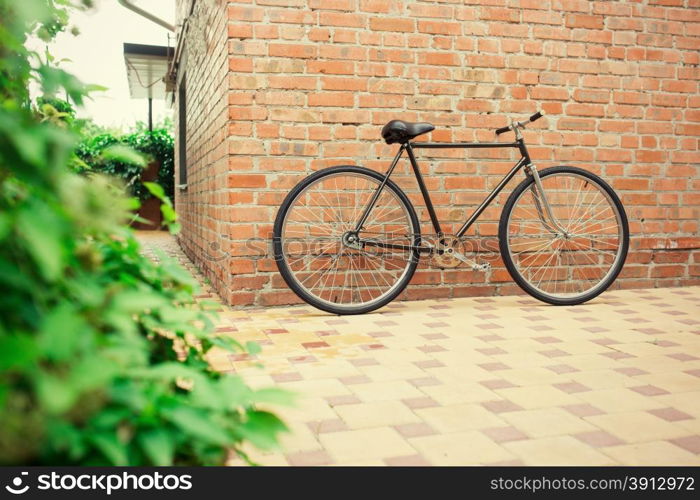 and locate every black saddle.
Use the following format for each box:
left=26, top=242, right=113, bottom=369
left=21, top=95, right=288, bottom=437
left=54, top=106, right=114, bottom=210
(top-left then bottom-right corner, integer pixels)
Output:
left=381, top=120, right=435, bottom=144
